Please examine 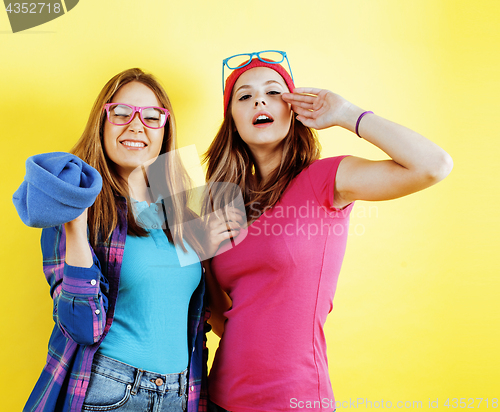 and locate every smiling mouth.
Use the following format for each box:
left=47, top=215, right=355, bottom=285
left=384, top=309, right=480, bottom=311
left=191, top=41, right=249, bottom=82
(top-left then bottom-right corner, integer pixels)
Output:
left=121, top=140, right=146, bottom=148
left=253, top=115, right=274, bottom=125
